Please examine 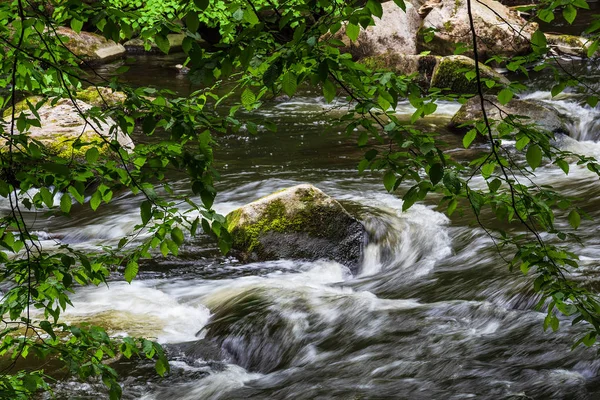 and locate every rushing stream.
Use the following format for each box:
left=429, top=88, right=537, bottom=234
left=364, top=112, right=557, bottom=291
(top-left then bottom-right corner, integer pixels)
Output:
left=17, top=53, right=600, bottom=399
